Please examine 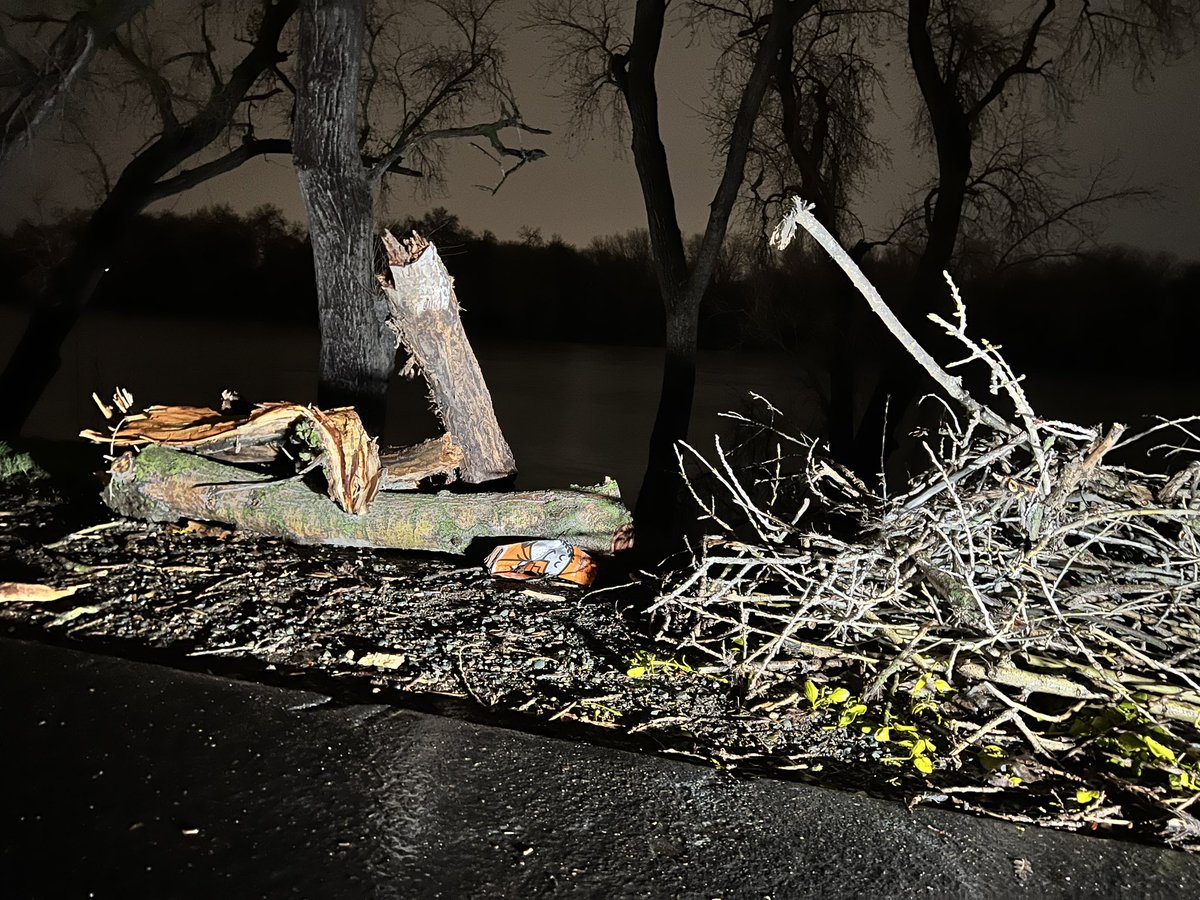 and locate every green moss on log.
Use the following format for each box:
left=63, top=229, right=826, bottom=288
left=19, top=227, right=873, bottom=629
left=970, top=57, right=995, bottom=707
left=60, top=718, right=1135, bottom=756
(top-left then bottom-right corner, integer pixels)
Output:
left=103, top=445, right=632, bottom=555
